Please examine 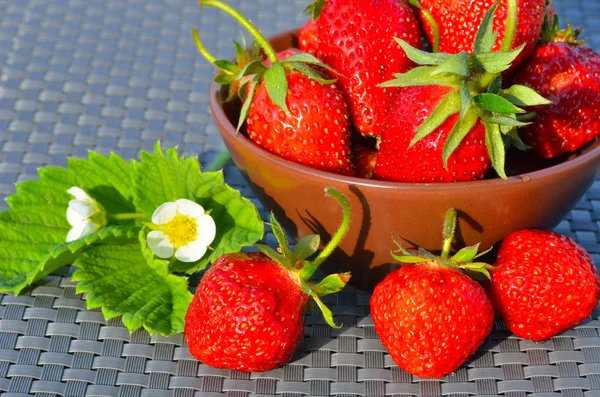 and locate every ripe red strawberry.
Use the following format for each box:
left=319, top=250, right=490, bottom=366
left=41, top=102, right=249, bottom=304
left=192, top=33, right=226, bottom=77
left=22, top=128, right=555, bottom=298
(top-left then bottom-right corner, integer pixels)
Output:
left=373, top=85, right=490, bottom=183
left=352, top=142, right=378, bottom=179
left=415, top=0, right=546, bottom=71
left=298, top=20, right=318, bottom=56
left=185, top=189, right=352, bottom=372
left=512, top=19, right=600, bottom=158
left=488, top=230, right=600, bottom=341
left=371, top=209, right=495, bottom=378
left=195, top=1, right=353, bottom=176
left=372, top=4, right=550, bottom=182
left=310, top=0, right=422, bottom=136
